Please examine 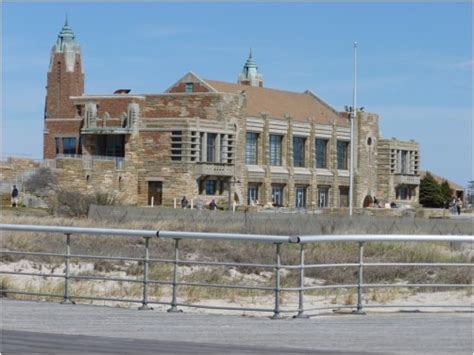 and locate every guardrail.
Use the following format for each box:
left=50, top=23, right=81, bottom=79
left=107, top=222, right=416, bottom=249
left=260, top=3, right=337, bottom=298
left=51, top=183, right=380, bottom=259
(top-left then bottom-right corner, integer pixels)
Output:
left=0, top=224, right=472, bottom=318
